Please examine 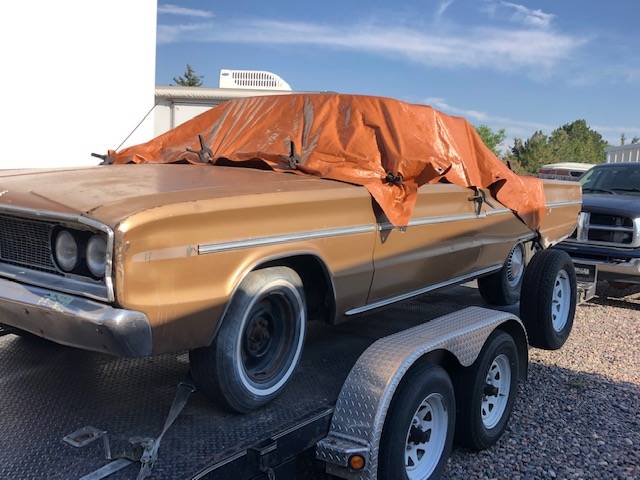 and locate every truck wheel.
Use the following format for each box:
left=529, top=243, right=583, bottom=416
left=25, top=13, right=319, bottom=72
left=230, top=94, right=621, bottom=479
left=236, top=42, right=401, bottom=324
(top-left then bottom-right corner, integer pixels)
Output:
left=520, top=249, right=576, bottom=350
left=454, top=330, right=519, bottom=451
left=478, top=243, right=525, bottom=306
left=378, top=364, right=455, bottom=480
left=190, top=266, right=306, bottom=413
